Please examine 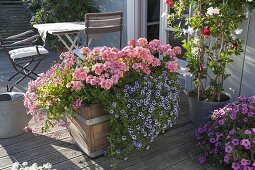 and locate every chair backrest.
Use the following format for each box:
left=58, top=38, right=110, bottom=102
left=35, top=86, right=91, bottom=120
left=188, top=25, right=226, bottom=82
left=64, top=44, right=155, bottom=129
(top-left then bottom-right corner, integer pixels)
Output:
left=85, top=11, right=123, bottom=49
